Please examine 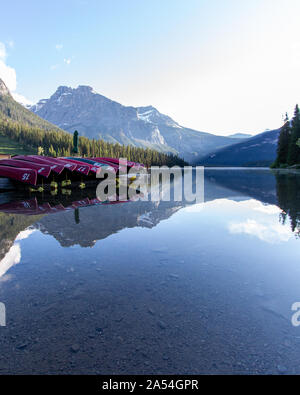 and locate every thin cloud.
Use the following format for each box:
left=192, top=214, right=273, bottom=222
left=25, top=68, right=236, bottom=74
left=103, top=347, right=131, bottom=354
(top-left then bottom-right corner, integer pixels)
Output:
left=55, top=44, right=63, bottom=51
left=0, top=41, right=32, bottom=105
left=12, top=92, right=33, bottom=106
left=0, top=41, right=17, bottom=91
